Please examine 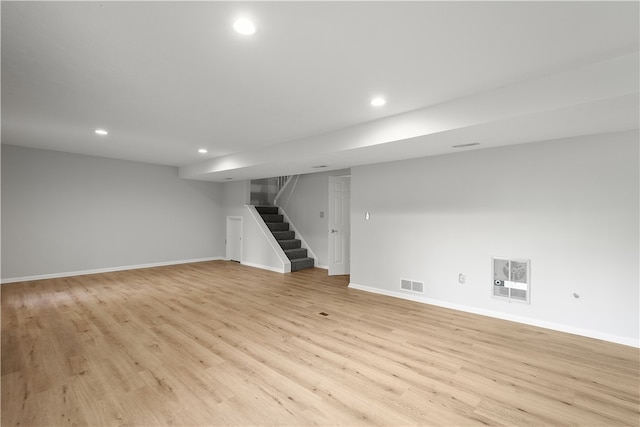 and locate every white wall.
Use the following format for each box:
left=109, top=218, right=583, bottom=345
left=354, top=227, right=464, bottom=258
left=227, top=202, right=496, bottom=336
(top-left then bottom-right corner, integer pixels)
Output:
left=350, top=131, right=639, bottom=346
left=280, top=169, right=350, bottom=268
left=1, top=145, right=224, bottom=281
